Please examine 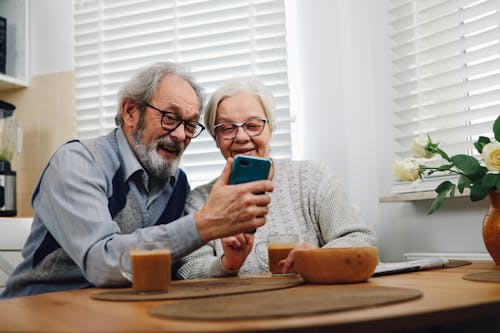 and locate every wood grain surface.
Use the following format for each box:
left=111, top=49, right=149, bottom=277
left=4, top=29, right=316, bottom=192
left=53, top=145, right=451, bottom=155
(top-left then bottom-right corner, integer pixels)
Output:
left=0, top=261, right=499, bottom=333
